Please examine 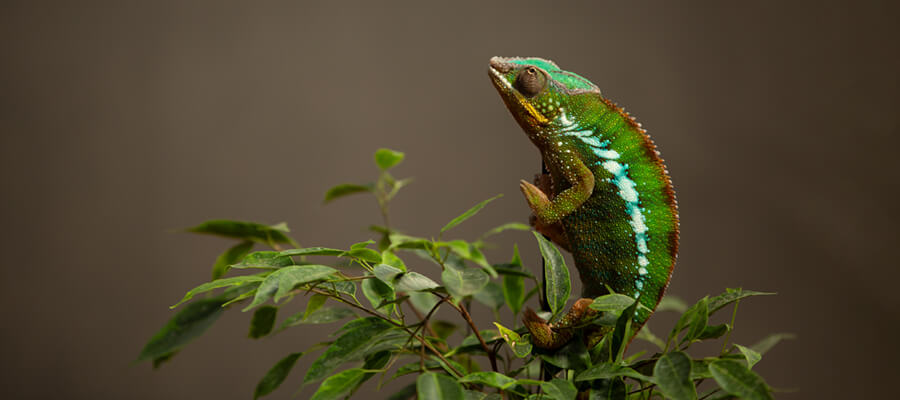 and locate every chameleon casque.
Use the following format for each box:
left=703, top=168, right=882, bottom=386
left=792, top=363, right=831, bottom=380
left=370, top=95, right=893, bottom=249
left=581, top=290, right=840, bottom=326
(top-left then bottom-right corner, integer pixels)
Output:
left=488, top=57, right=679, bottom=349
